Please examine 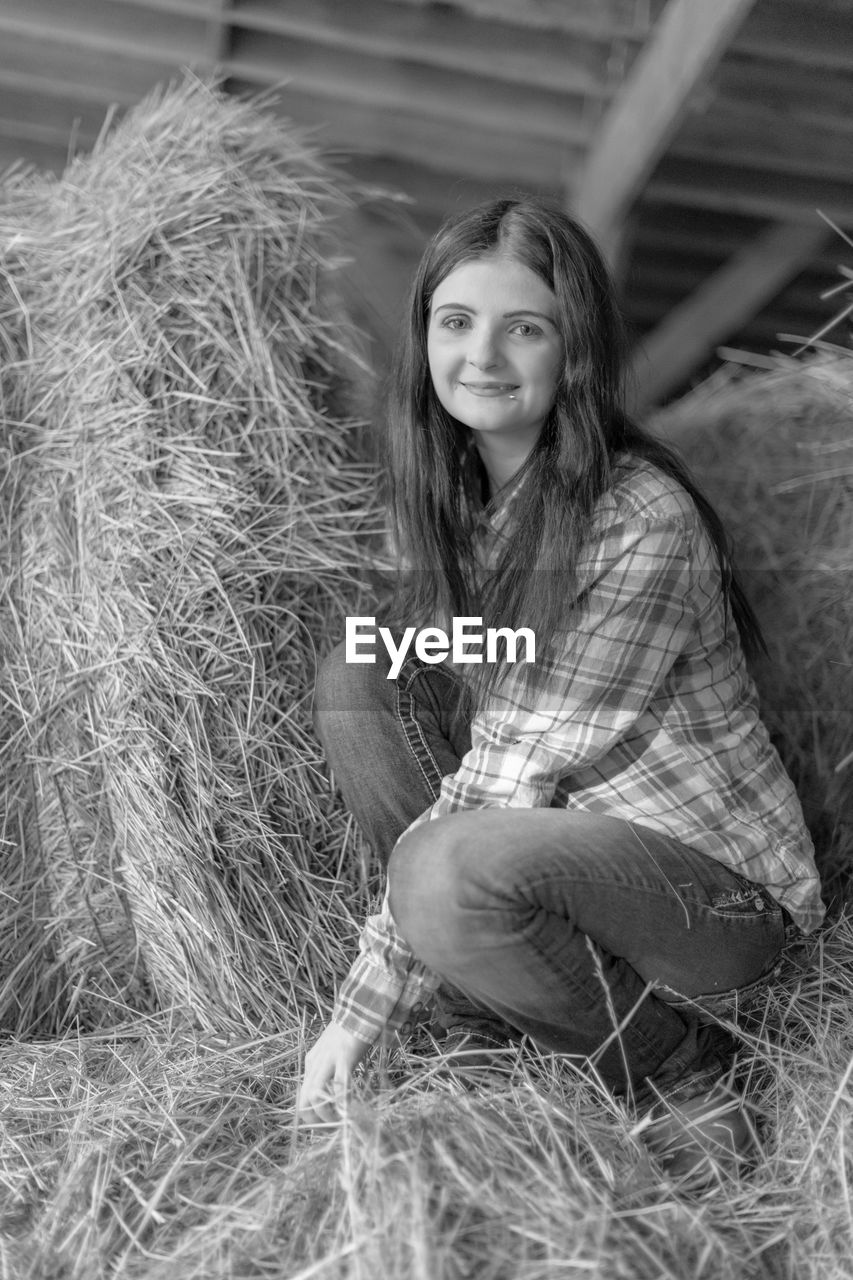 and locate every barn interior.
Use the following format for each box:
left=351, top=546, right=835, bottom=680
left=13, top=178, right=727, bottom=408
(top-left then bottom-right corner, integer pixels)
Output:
left=1, top=0, right=851, bottom=408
